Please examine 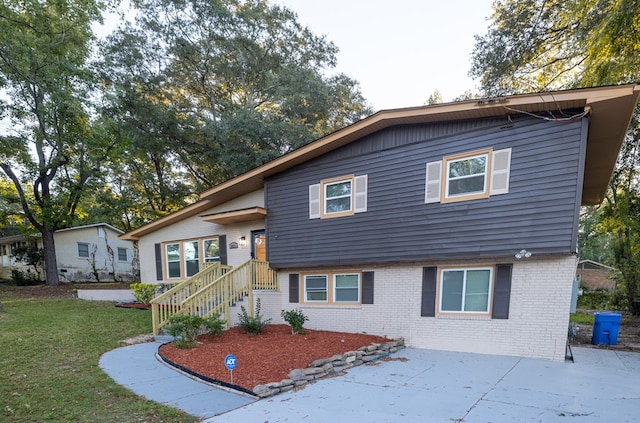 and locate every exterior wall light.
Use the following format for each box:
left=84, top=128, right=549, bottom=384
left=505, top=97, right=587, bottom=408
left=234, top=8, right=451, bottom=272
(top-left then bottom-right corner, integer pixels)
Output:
left=515, top=249, right=532, bottom=259
left=239, top=236, right=247, bottom=248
